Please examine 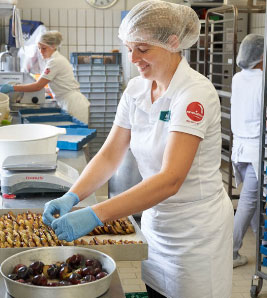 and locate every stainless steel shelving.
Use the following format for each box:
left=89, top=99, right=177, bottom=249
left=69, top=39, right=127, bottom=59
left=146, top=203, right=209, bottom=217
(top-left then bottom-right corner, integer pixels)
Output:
left=187, top=4, right=251, bottom=200
left=250, top=5, right=267, bottom=297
